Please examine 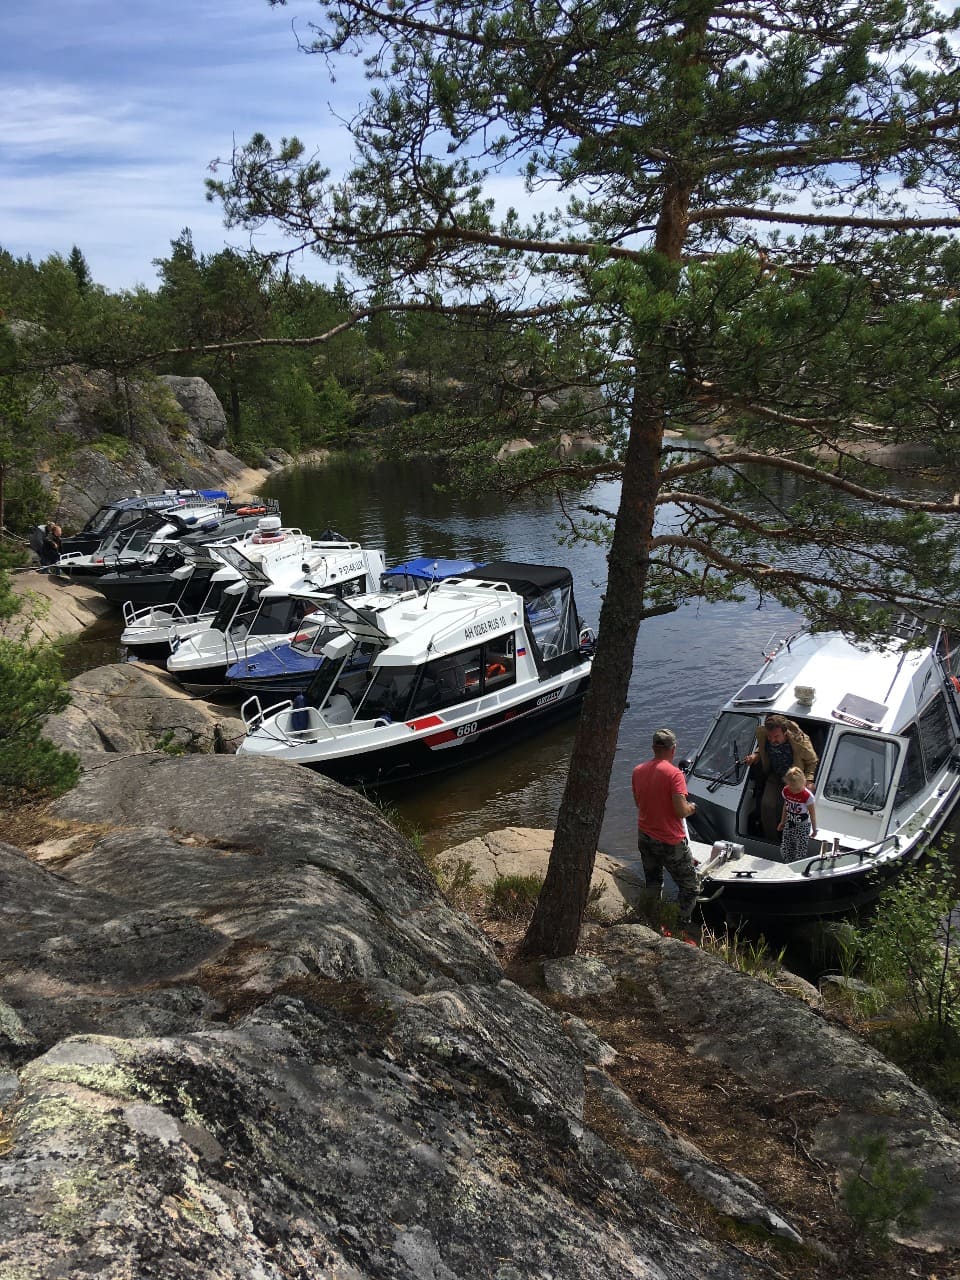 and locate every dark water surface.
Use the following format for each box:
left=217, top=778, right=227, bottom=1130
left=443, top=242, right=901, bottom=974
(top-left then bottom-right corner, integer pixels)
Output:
left=259, top=455, right=802, bottom=860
